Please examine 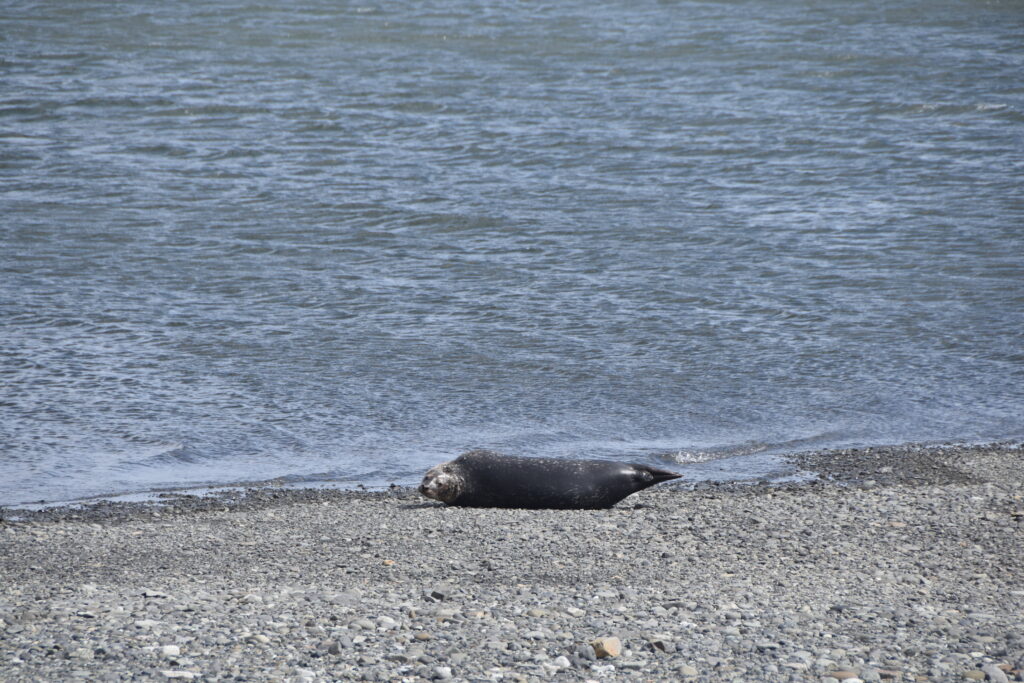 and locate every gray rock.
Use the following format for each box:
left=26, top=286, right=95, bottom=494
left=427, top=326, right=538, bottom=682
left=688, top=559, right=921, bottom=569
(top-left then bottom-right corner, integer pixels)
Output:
left=425, top=586, right=452, bottom=602
left=981, top=664, right=1009, bottom=683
